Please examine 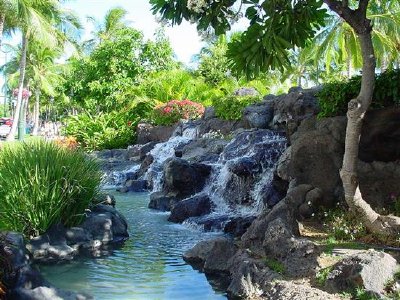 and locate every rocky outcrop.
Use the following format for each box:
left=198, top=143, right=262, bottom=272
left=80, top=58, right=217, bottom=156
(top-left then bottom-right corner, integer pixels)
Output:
left=276, top=109, right=400, bottom=209
left=265, top=281, right=340, bottom=300
left=242, top=185, right=320, bottom=278
left=26, top=203, right=129, bottom=263
left=241, top=87, right=320, bottom=134
left=163, top=158, right=211, bottom=197
left=324, top=250, right=399, bottom=297
left=136, top=123, right=177, bottom=144
left=1, top=232, right=92, bottom=300
left=168, top=193, right=214, bottom=223
left=359, top=108, right=400, bottom=162
left=180, top=138, right=228, bottom=164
